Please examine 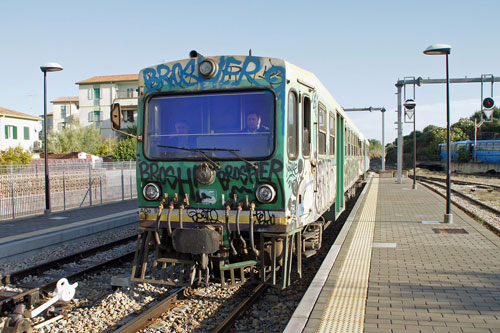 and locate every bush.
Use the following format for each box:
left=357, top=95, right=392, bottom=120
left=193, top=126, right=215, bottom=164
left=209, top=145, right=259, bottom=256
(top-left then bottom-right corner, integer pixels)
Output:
left=113, top=138, right=137, bottom=161
left=0, top=146, right=32, bottom=165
